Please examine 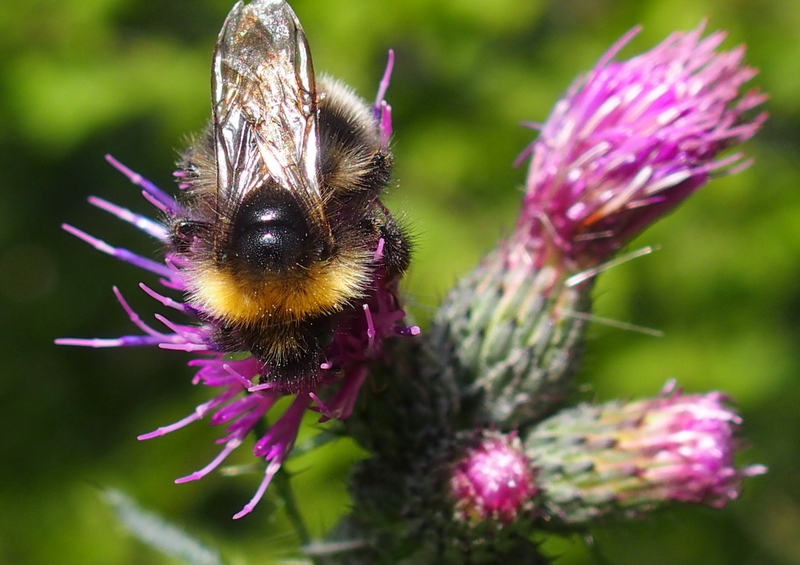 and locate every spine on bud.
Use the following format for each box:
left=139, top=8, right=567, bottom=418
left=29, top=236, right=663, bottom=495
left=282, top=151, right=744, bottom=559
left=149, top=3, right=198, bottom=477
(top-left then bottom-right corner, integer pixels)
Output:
left=430, top=242, right=593, bottom=428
